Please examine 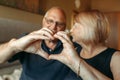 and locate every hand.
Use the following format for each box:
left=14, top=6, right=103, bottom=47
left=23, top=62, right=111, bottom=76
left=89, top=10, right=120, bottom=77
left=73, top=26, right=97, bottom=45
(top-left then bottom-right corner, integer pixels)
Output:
left=24, top=40, right=50, bottom=59
left=49, top=31, right=80, bottom=67
left=9, top=28, right=54, bottom=59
